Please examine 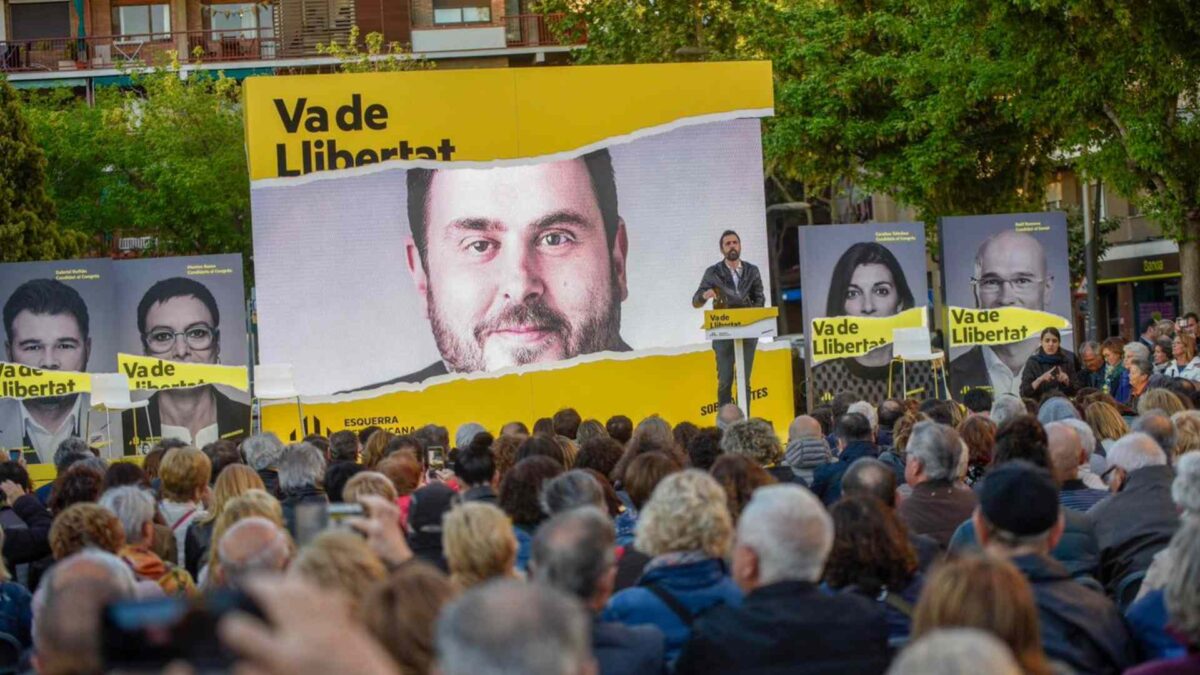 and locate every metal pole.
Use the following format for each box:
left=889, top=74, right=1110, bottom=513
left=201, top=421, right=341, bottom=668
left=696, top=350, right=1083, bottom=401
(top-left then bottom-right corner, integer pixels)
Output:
left=1083, top=179, right=1100, bottom=340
